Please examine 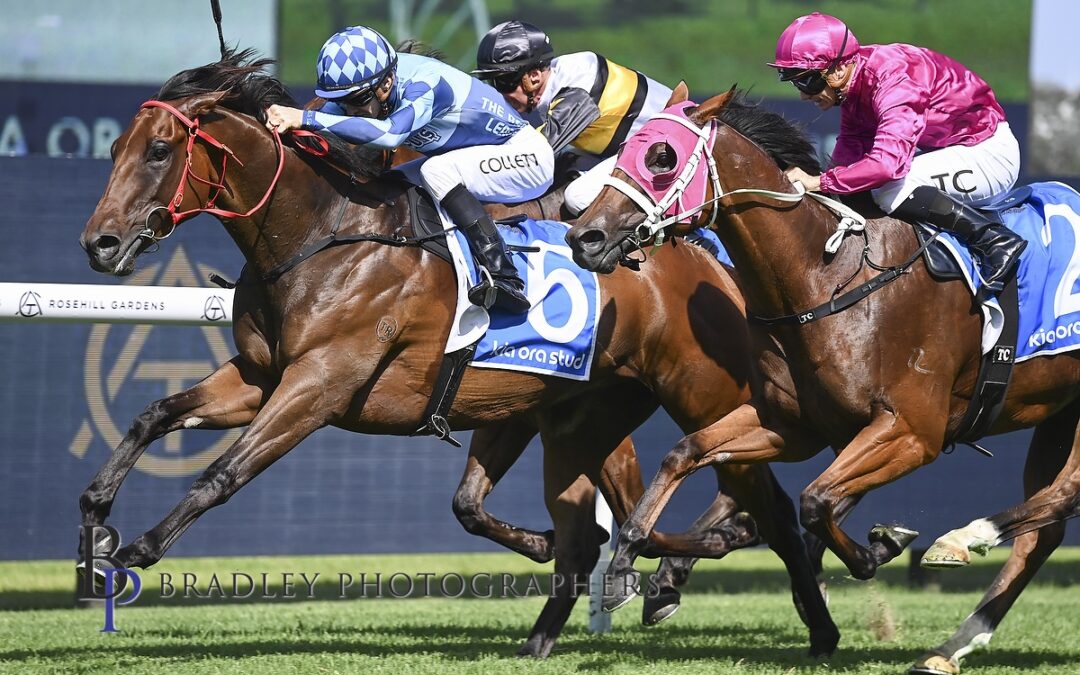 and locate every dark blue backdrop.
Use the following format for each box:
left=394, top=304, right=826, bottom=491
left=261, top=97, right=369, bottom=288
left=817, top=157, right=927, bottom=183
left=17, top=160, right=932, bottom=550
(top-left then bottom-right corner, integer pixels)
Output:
left=0, top=82, right=1068, bottom=561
